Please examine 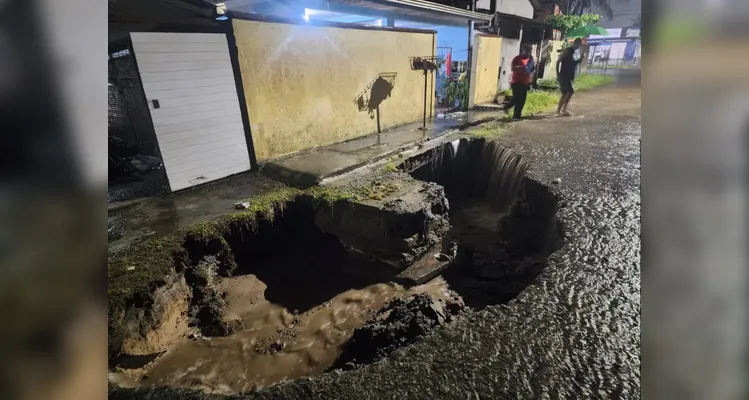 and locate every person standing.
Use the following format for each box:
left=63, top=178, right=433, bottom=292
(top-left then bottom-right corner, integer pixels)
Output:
left=556, top=38, right=583, bottom=116
left=506, top=44, right=535, bottom=121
